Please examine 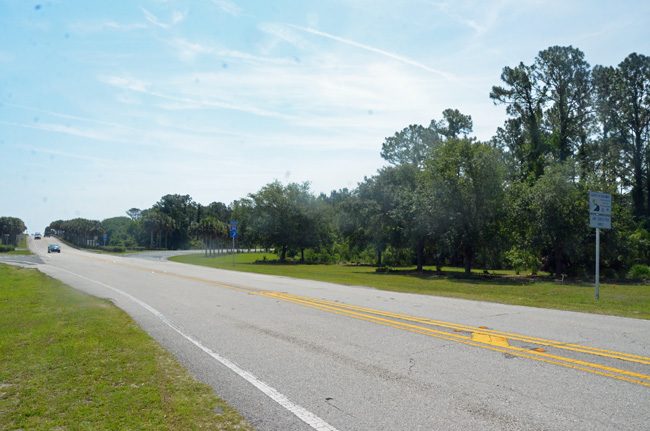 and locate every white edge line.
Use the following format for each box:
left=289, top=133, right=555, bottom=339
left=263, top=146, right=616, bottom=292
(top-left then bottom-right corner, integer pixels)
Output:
left=52, top=266, right=339, bottom=431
